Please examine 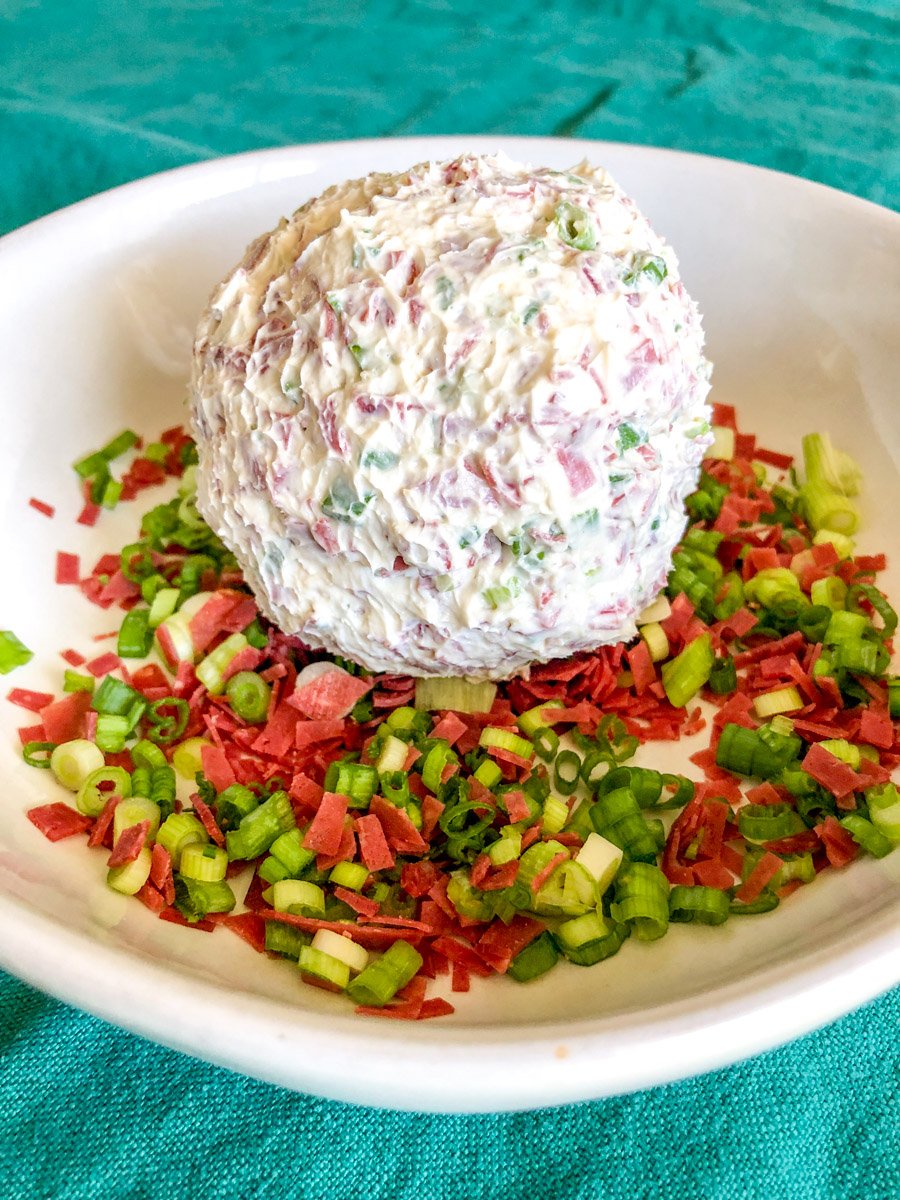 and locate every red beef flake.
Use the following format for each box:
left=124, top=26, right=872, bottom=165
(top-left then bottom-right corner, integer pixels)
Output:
left=451, top=962, right=471, bottom=993
left=27, top=802, right=92, bottom=842
left=858, top=708, right=894, bottom=751
left=421, top=794, right=445, bottom=841
left=355, top=814, right=396, bottom=872
left=556, top=448, right=595, bottom=494
left=76, top=502, right=101, bottom=527
left=18, top=724, right=45, bottom=746
left=333, top=887, right=379, bottom=917
left=40, top=691, right=93, bottom=743
left=262, top=910, right=422, bottom=950
left=289, top=668, right=372, bottom=720
left=734, top=852, right=782, bottom=904
left=369, top=796, right=429, bottom=855
left=29, top=497, right=55, bottom=518
left=136, top=882, right=167, bottom=914
left=475, top=915, right=543, bottom=973
left=400, top=860, right=443, bottom=898
left=290, top=773, right=324, bottom=815
left=86, top=652, right=121, bottom=677
left=418, top=998, right=456, bottom=1020
left=188, top=591, right=258, bottom=654
left=216, top=912, right=267, bottom=953
left=159, top=908, right=216, bottom=933
left=88, top=795, right=121, bottom=849
left=55, top=552, right=80, bottom=585
left=7, top=688, right=54, bottom=713
left=150, top=843, right=175, bottom=903
left=251, top=702, right=299, bottom=759
left=61, top=649, right=86, bottom=667
left=192, top=795, right=225, bottom=847
left=201, top=744, right=237, bottom=792
left=816, top=816, right=859, bottom=869
left=302, top=791, right=349, bottom=858
left=626, top=641, right=655, bottom=695
left=802, top=743, right=861, bottom=799
left=430, top=937, right=493, bottom=976
left=315, top=823, right=357, bottom=870
left=295, top=718, right=346, bottom=750
left=430, top=712, right=468, bottom=746
left=108, top=819, right=151, bottom=867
